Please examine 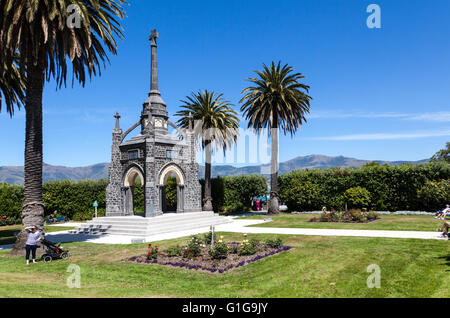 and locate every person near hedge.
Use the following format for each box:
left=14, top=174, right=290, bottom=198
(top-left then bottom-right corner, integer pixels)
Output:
left=435, top=205, right=450, bottom=220
left=24, top=226, right=43, bottom=265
